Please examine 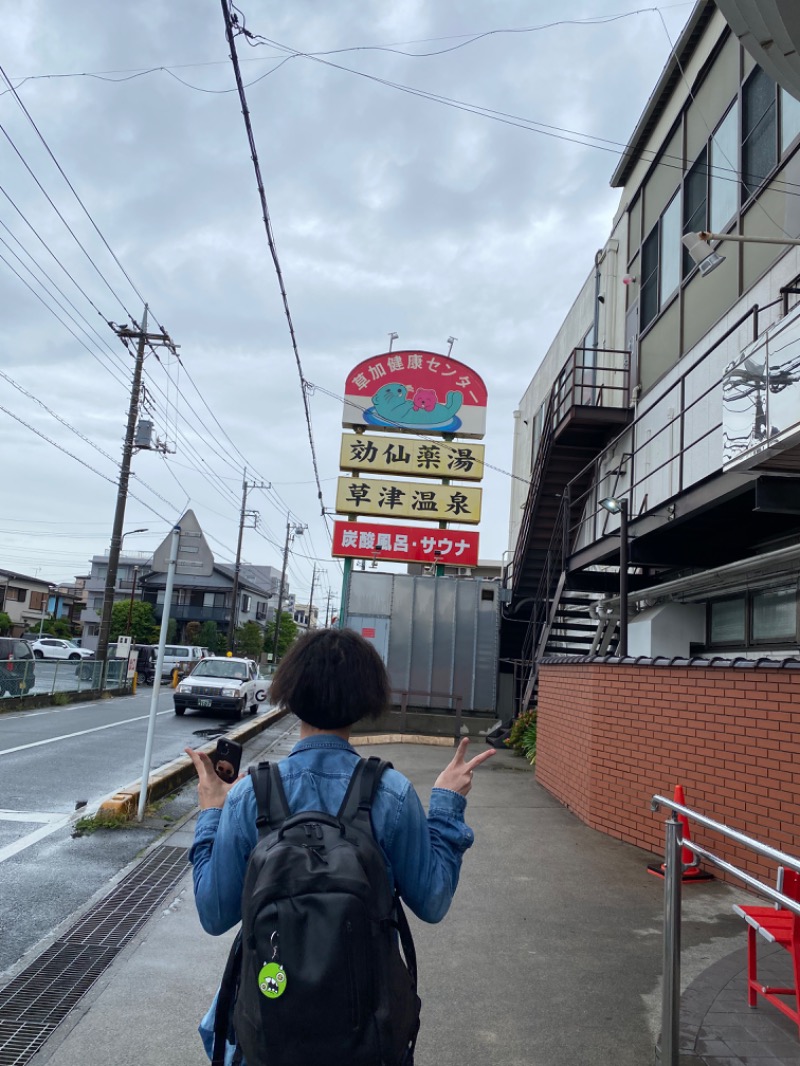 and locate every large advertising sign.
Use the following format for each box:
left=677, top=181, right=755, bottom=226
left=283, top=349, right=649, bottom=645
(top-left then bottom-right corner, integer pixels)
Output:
left=342, top=350, right=488, bottom=439
left=339, top=433, right=484, bottom=481
left=336, top=477, right=482, bottom=524
left=332, top=521, right=479, bottom=566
